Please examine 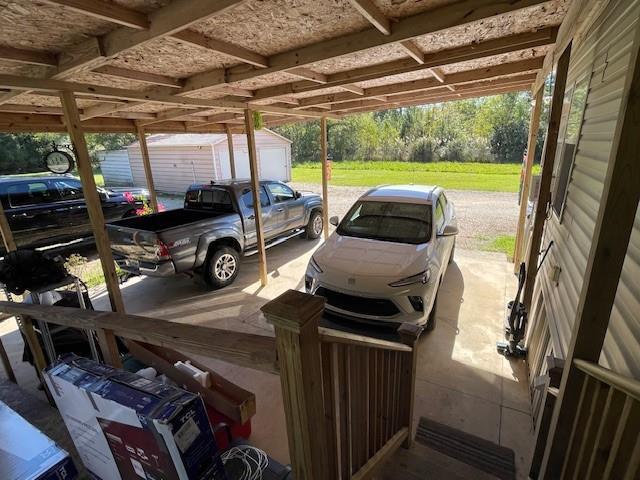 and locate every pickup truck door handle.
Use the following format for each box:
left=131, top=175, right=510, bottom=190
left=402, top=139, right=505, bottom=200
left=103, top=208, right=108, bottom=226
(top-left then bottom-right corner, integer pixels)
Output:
left=276, top=208, right=284, bottom=212
left=247, top=214, right=255, bottom=220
